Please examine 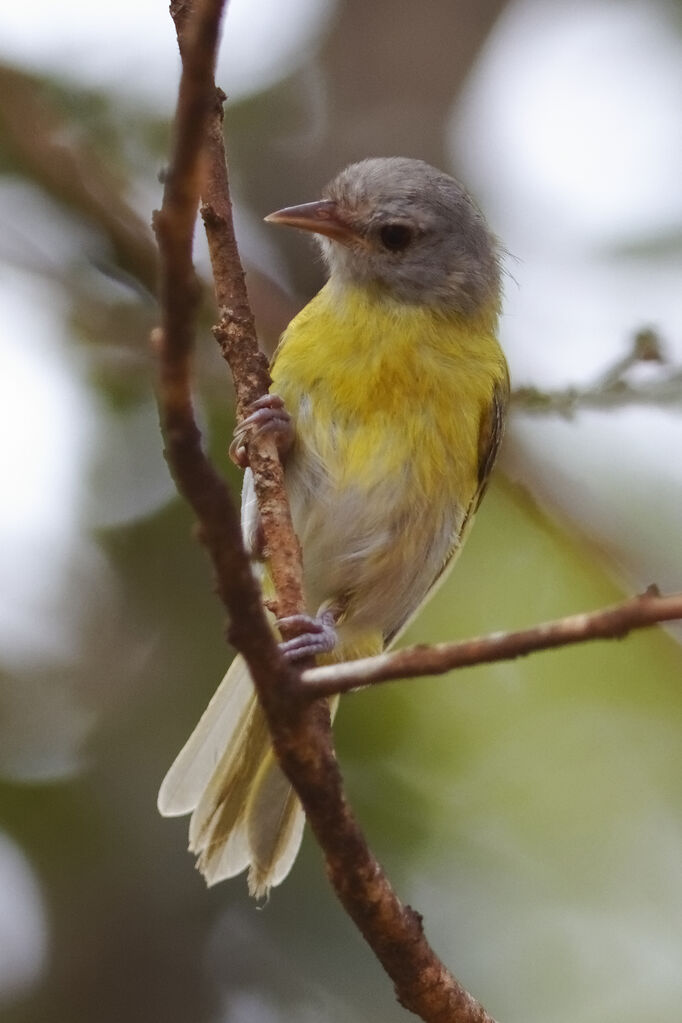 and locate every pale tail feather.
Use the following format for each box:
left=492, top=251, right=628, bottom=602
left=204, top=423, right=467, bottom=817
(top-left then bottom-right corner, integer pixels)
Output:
left=246, top=754, right=307, bottom=897
left=244, top=691, right=338, bottom=896
left=157, top=656, right=255, bottom=817
left=158, top=654, right=313, bottom=894
left=187, top=694, right=268, bottom=850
